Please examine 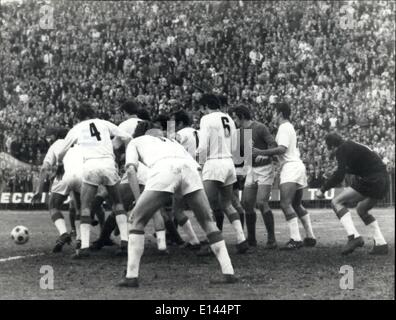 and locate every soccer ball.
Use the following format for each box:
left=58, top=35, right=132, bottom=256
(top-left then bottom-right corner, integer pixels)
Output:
left=11, top=226, right=29, bottom=245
